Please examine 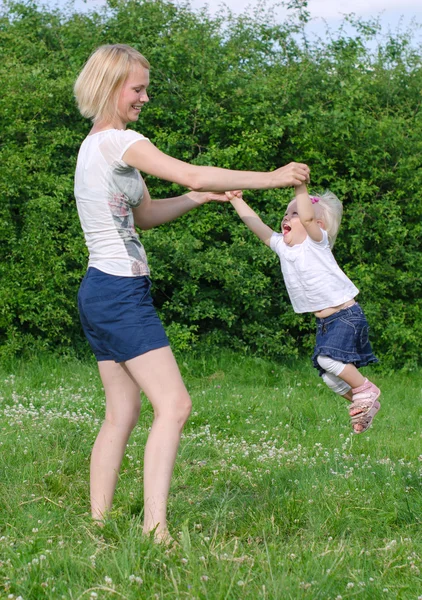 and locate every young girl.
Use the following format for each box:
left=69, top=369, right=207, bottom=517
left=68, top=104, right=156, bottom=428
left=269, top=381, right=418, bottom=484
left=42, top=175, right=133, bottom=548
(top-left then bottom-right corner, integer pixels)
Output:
left=228, top=184, right=380, bottom=434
